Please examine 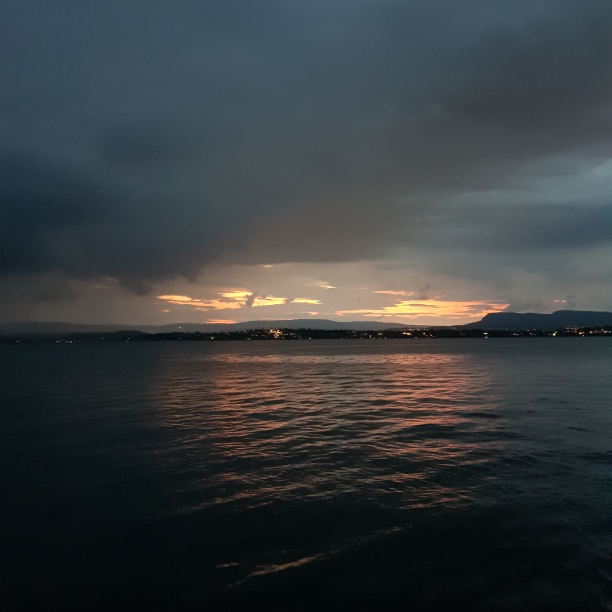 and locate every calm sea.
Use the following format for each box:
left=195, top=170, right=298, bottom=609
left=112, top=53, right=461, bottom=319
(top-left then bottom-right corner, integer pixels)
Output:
left=1, top=339, right=612, bottom=610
